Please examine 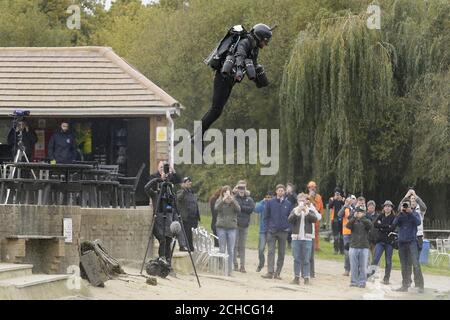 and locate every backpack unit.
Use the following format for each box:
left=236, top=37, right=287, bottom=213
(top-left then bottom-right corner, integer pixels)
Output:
left=204, top=25, right=248, bottom=71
